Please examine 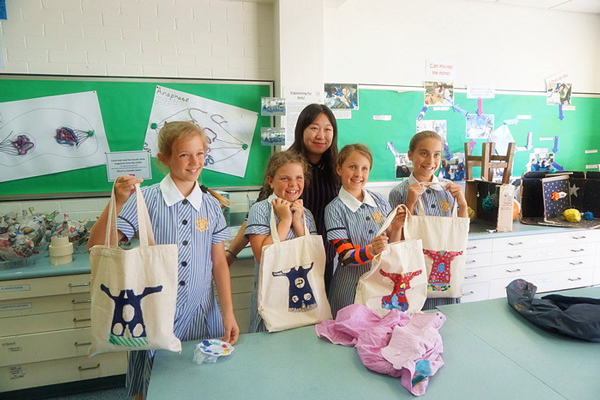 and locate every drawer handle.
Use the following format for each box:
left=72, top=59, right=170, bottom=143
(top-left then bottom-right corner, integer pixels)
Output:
left=507, top=255, right=522, bottom=259
left=508, top=241, right=523, bottom=246
left=72, top=299, right=91, bottom=304
left=506, top=268, right=521, bottom=273
left=69, top=282, right=90, bottom=288
left=464, top=274, right=478, bottom=279
left=467, top=246, right=477, bottom=250
left=73, top=317, right=91, bottom=323
left=466, top=259, right=477, bottom=264
left=463, top=291, right=475, bottom=296
left=74, top=341, right=92, bottom=347
left=78, top=364, right=100, bottom=371
left=570, top=249, right=585, bottom=253
left=572, top=235, right=586, bottom=240
left=570, top=261, right=583, bottom=265
left=568, top=277, right=582, bottom=281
